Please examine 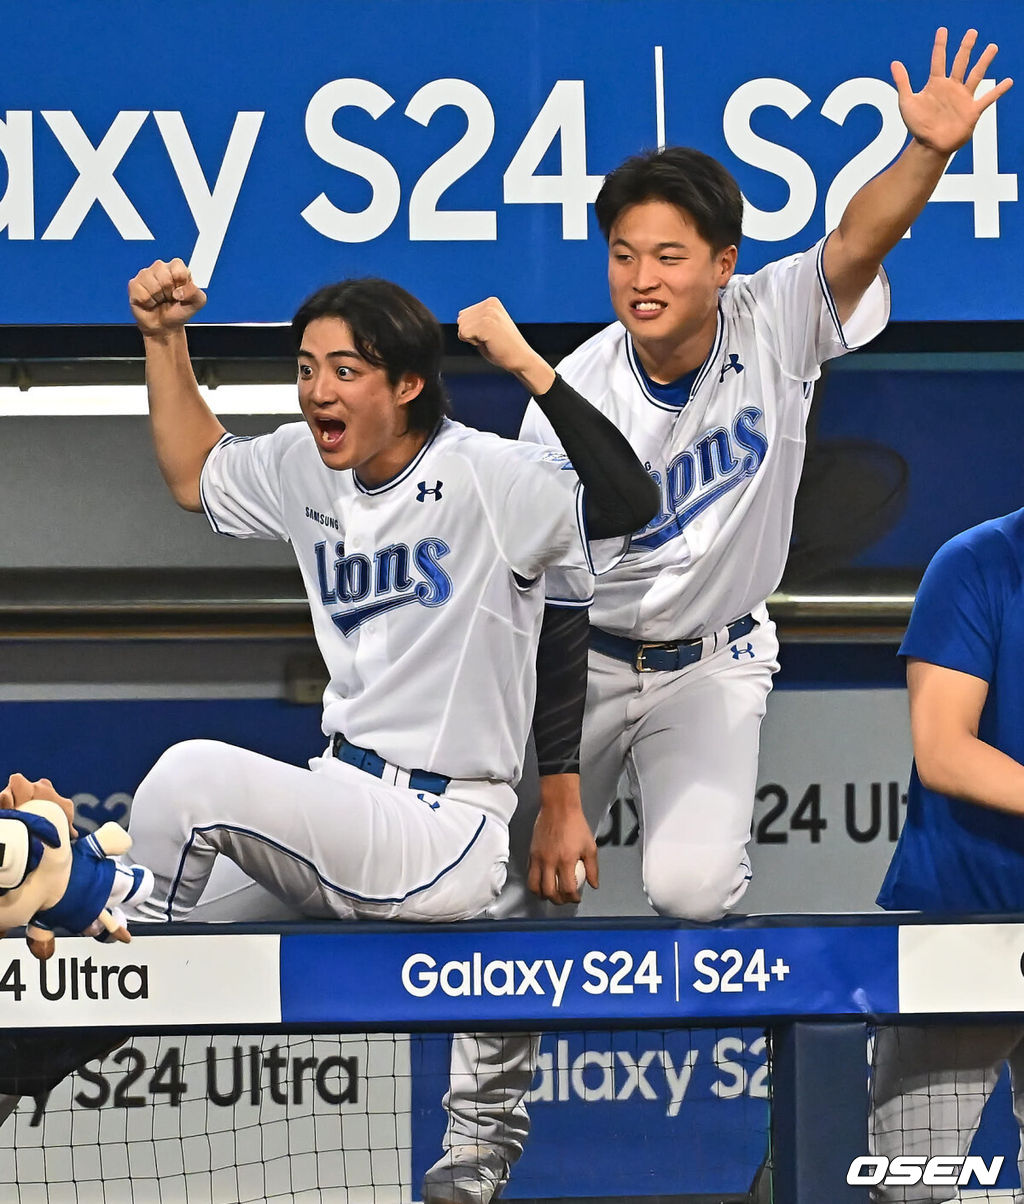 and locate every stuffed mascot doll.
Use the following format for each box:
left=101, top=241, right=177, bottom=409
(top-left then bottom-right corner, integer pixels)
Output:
left=0, top=773, right=153, bottom=960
